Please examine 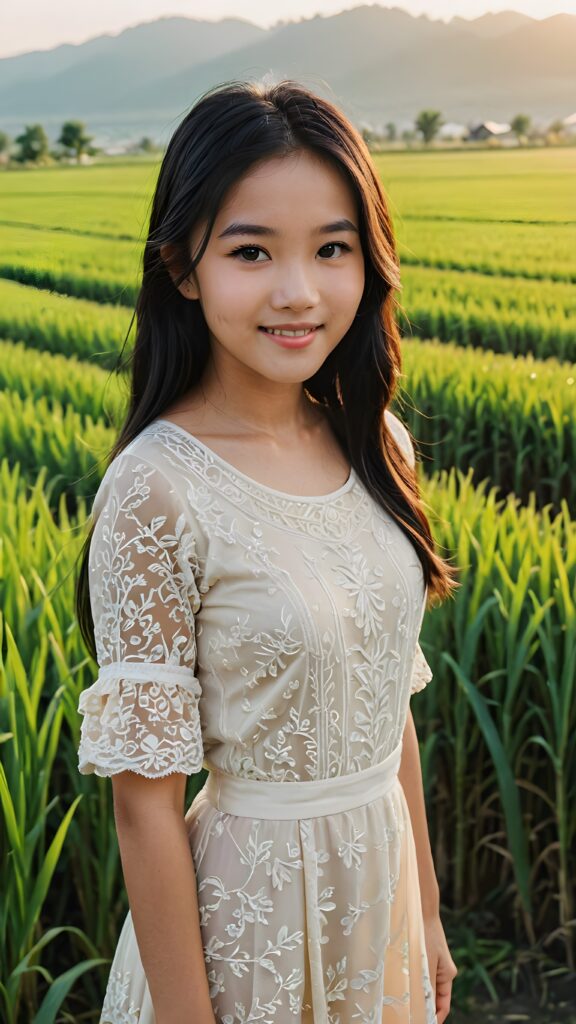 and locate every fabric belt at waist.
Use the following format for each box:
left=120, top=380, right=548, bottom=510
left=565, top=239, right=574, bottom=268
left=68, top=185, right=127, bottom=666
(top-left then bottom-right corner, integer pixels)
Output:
left=203, top=740, right=403, bottom=819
